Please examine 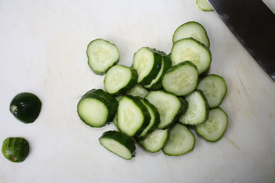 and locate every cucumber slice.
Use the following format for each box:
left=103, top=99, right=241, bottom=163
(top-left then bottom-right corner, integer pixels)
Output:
left=196, top=0, right=214, bottom=11
left=173, top=21, right=210, bottom=47
left=162, top=123, right=195, bottom=156
left=87, top=39, right=119, bottom=75
left=144, top=53, right=172, bottom=90
left=132, top=47, right=162, bottom=85
left=77, top=89, right=118, bottom=127
left=104, top=65, right=138, bottom=95
left=99, top=131, right=136, bottom=160
left=126, top=84, right=149, bottom=98
left=197, top=74, right=227, bottom=108
left=137, top=129, right=169, bottom=153
left=179, top=90, right=209, bottom=125
left=145, top=91, right=183, bottom=129
left=117, top=95, right=151, bottom=137
left=162, top=61, right=199, bottom=96
left=171, top=37, right=212, bottom=75
left=139, top=98, right=161, bottom=137
left=195, top=107, right=228, bottom=142
left=113, top=114, right=118, bottom=127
